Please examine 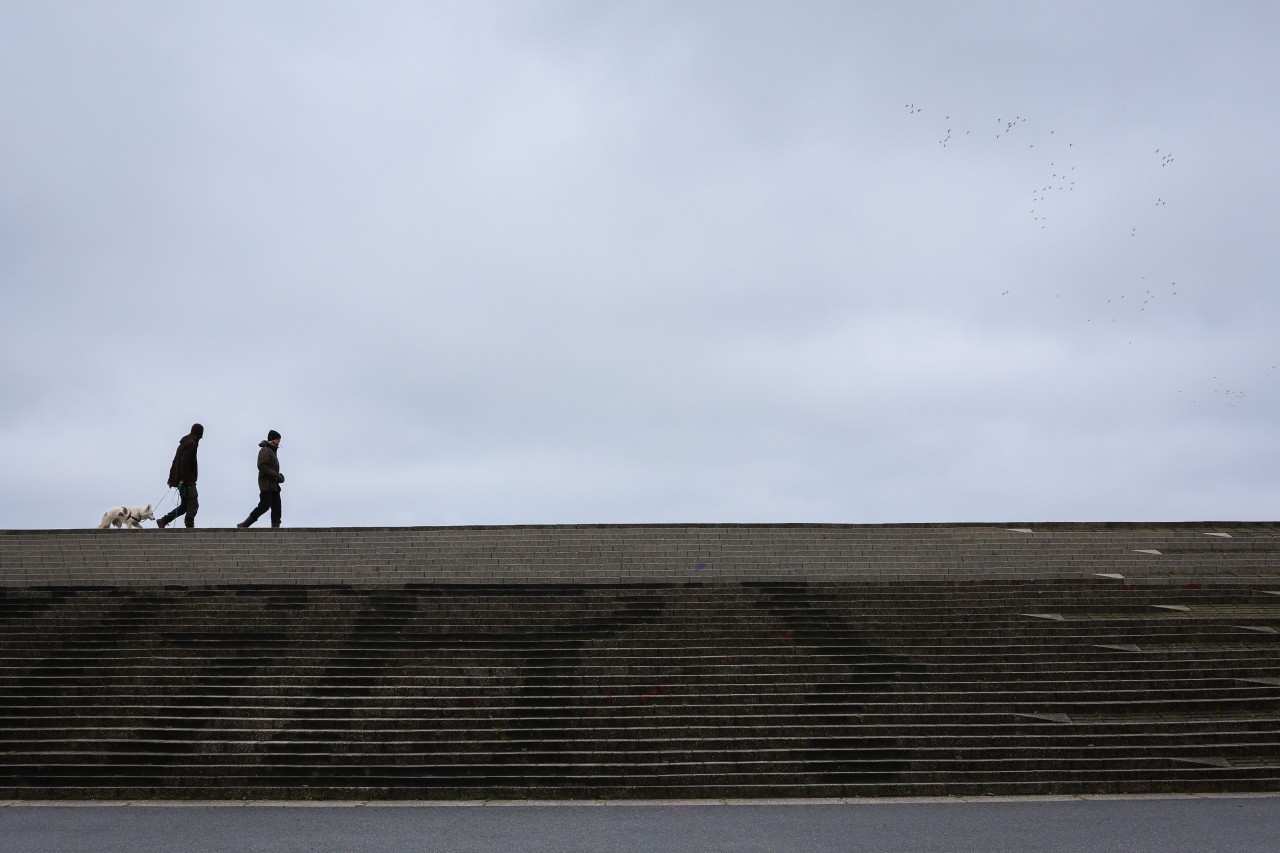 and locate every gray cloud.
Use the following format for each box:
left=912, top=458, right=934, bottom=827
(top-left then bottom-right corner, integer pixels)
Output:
left=2, top=1, right=1278, bottom=529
